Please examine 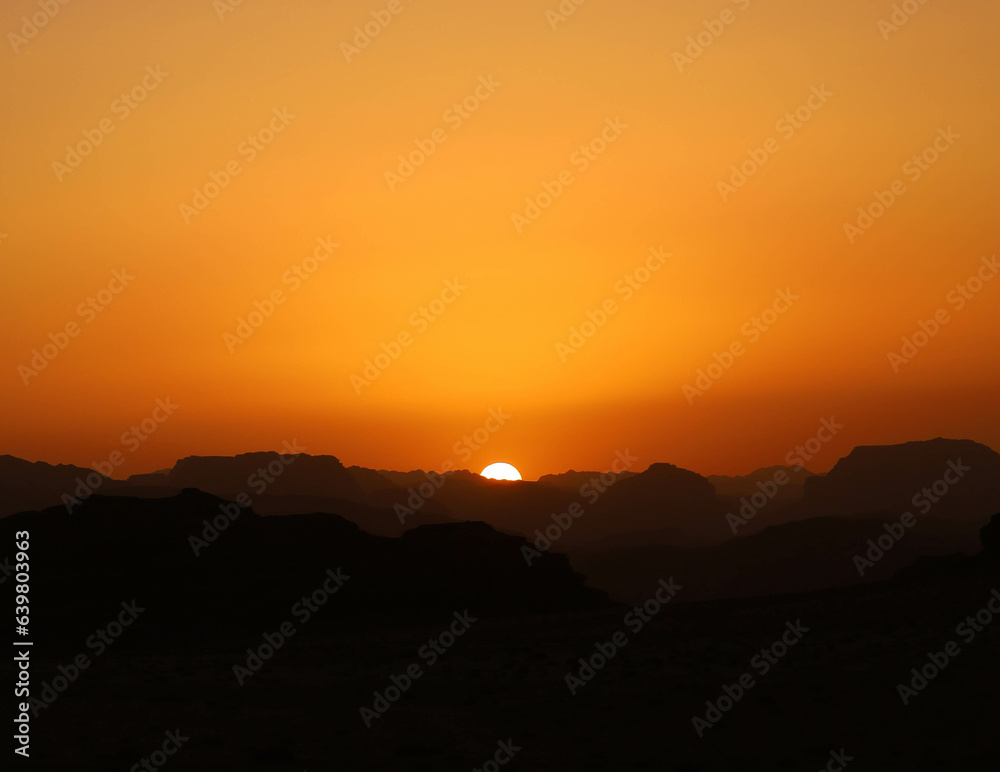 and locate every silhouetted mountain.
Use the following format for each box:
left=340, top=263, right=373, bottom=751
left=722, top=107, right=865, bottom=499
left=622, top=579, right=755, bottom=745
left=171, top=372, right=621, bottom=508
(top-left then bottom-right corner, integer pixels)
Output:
left=377, top=468, right=481, bottom=489
left=388, top=475, right=579, bottom=536
left=707, top=465, right=815, bottom=499
left=248, top=492, right=452, bottom=536
left=569, top=526, right=700, bottom=555
left=570, top=462, right=728, bottom=545
left=6, top=449, right=1000, bottom=769
left=6, top=438, right=999, bottom=559
left=575, top=513, right=981, bottom=604
left=345, top=464, right=398, bottom=494
left=982, top=513, right=1000, bottom=556
left=365, top=463, right=730, bottom=551
left=803, top=438, right=1000, bottom=524
left=134, top=451, right=366, bottom=502
left=15, top=488, right=1000, bottom=770
left=117, top=459, right=452, bottom=535
left=0, top=454, right=115, bottom=516
left=2, top=490, right=610, bottom=646
left=121, top=468, right=171, bottom=484
left=536, top=468, right=635, bottom=490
